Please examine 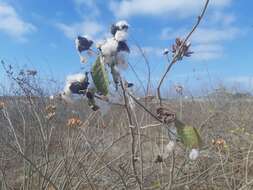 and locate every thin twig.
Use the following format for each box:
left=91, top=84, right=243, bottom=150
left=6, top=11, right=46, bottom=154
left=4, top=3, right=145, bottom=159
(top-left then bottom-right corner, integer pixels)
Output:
left=119, top=79, right=142, bottom=190
left=157, top=0, right=210, bottom=106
